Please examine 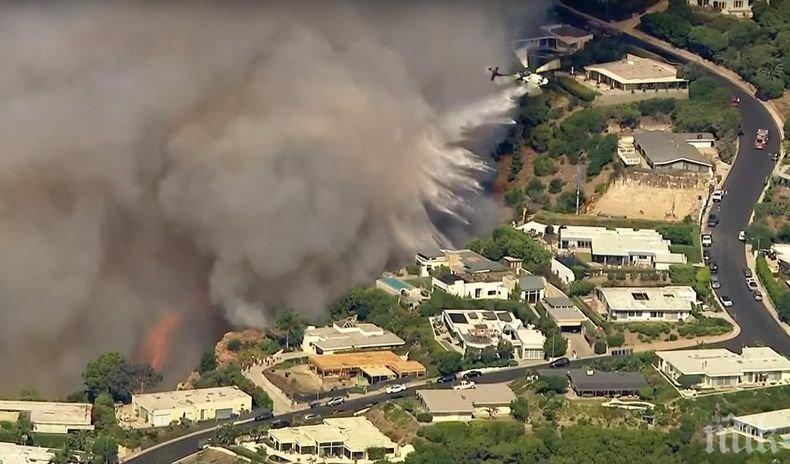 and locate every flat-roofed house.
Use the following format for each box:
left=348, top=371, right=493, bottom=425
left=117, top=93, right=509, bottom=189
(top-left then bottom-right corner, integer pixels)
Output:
left=0, top=401, right=93, bottom=434
left=538, top=368, right=649, bottom=397
left=422, top=249, right=518, bottom=300
left=519, top=275, right=546, bottom=304
left=544, top=296, right=588, bottom=333
left=731, top=408, right=790, bottom=442
left=0, top=443, right=55, bottom=464
left=516, top=24, right=594, bottom=55
left=266, top=417, right=404, bottom=461
left=131, top=387, right=252, bottom=427
left=309, top=350, right=426, bottom=384
left=301, top=320, right=405, bottom=355
left=633, top=131, right=713, bottom=174
left=656, top=347, right=790, bottom=390
left=688, top=0, right=757, bottom=18
left=584, top=54, right=688, bottom=92
left=417, top=383, right=516, bottom=422
left=441, top=309, right=545, bottom=360
left=596, top=286, right=697, bottom=322
left=558, top=225, right=687, bottom=270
